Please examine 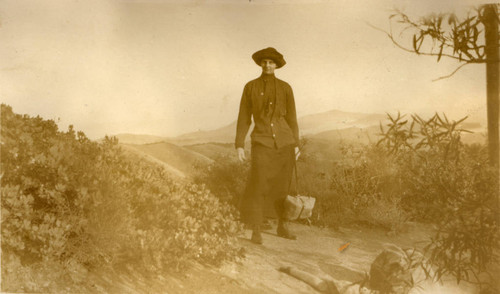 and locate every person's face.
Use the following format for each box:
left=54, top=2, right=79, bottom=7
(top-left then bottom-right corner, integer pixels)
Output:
left=260, top=59, right=277, bottom=75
